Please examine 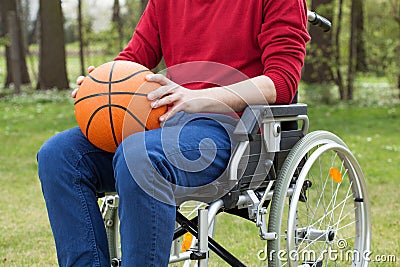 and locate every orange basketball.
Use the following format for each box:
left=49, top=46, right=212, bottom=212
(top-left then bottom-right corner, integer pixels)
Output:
left=74, top=61, right=167, bottom=153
